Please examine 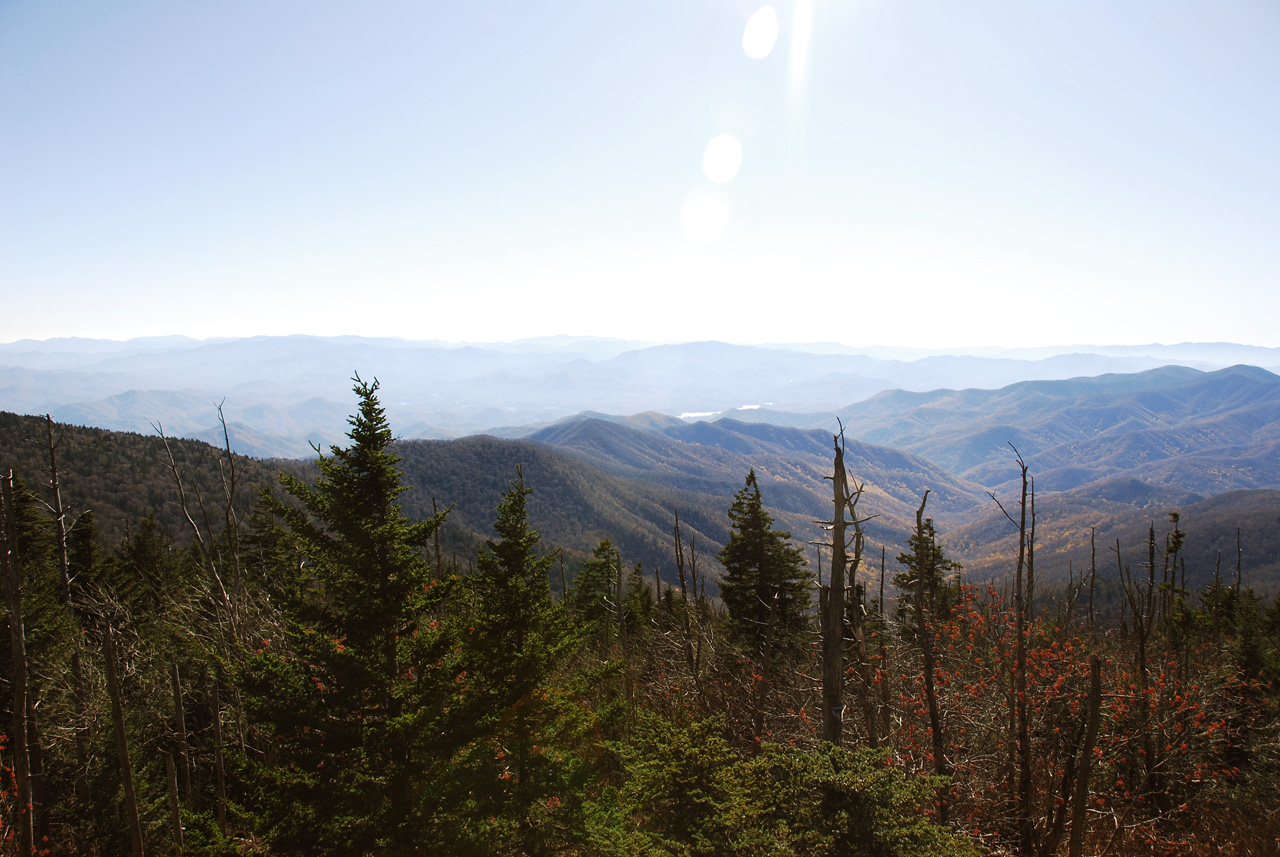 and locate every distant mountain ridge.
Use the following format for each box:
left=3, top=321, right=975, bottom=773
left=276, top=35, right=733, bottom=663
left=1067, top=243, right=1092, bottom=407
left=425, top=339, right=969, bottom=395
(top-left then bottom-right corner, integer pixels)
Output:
left=5, top=335, right=1280, bottom=457
left=5, top=336, right=1278, bottom=595
left=3, top=356, right=1278, bottom=596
